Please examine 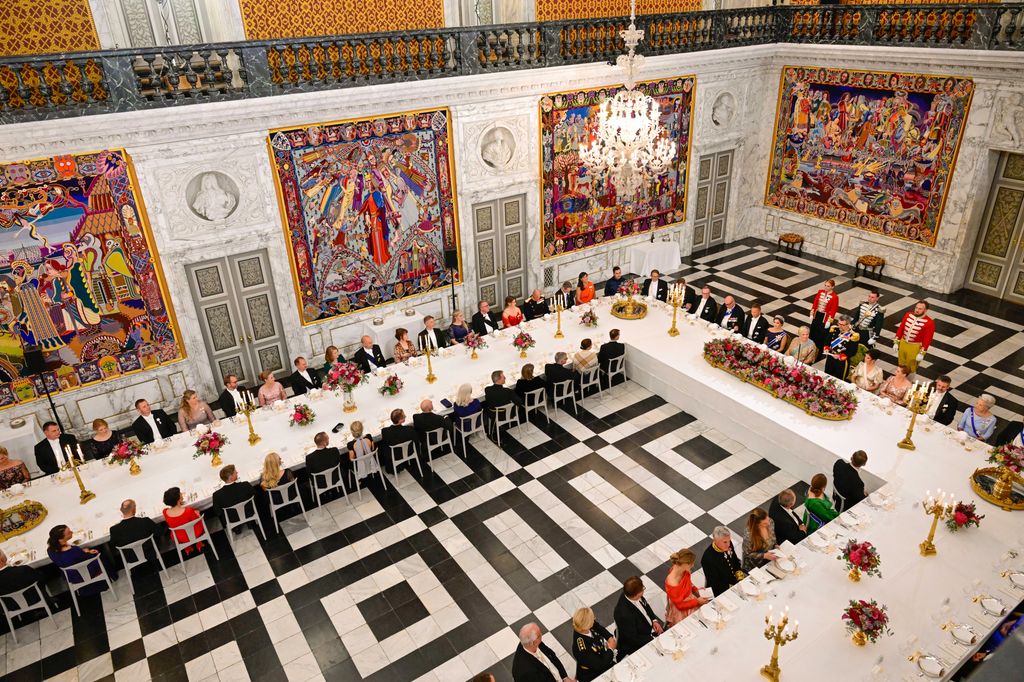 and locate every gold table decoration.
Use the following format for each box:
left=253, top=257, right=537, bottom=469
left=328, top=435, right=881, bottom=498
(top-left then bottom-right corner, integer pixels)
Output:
left=239, top=401, right=262, bottom=446
left=852, top=630, right=868, bottom=646
left=667, top=283, right=683, bottom=337
left=610, top=294, right=648, bottom=320
left=66, top=447, right=96, bottom=505
left=424, top=345, right=437, bottom=384
left=129, top=457, right=142, bottom=476
left=920, top=490, right=954, bottom=556
left=848, top=567, right=861, bottom=582
left=0, top=500, right=49, bottom=541
left=760, top=605, right=798, bottom=682
left=970, top=466, right=1024, bottom=511
left=553, top=300, right=564, bottom=339
left=897, top=381, right=931, bottom=450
